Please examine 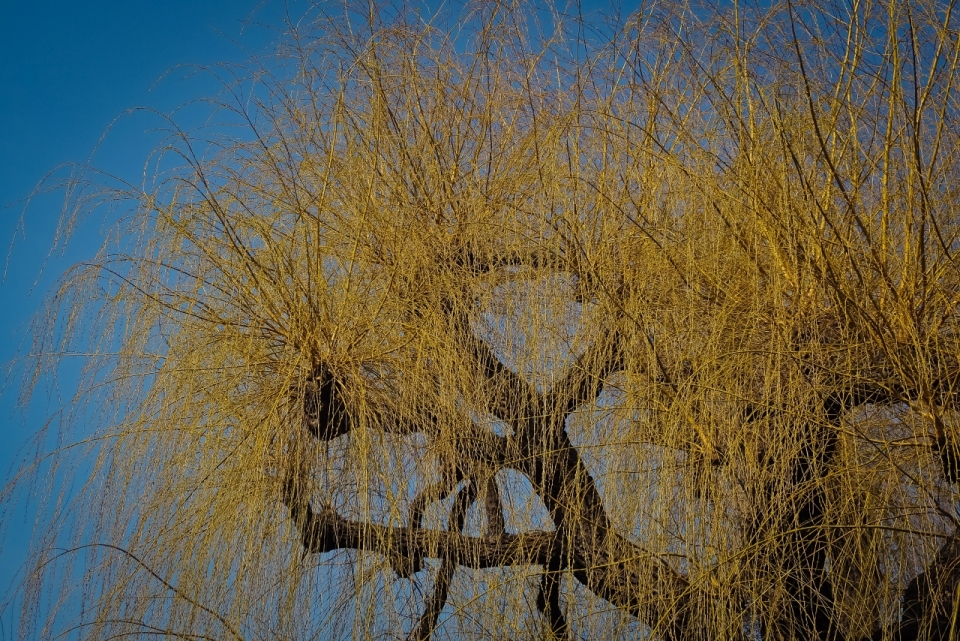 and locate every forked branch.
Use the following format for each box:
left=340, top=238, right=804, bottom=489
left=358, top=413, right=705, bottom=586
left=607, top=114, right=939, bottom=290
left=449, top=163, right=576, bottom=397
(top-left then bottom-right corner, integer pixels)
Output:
left=408, top=481, right=478, bottom=641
